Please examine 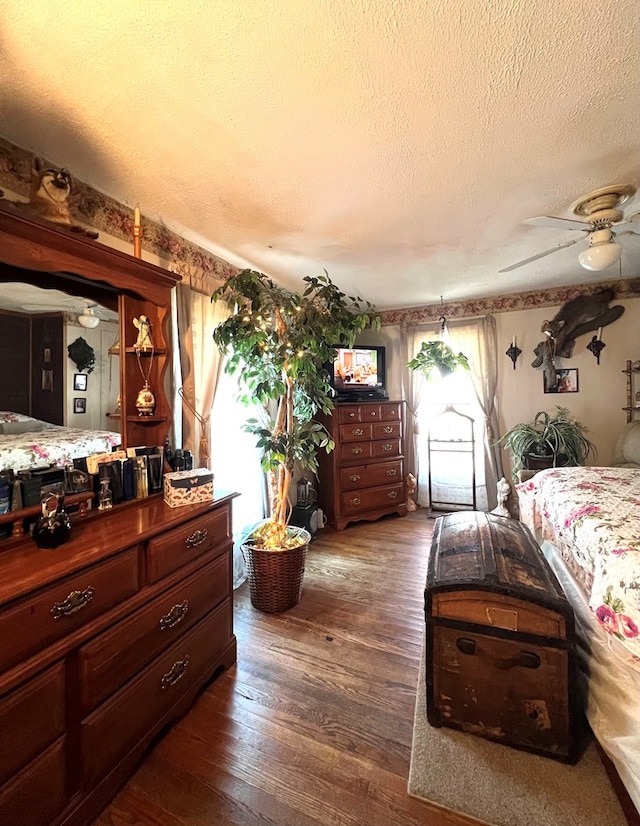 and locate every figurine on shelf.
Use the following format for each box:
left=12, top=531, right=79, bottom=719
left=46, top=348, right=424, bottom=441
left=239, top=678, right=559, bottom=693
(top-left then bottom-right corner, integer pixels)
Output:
left=133, top=314, right=153, bottom=351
